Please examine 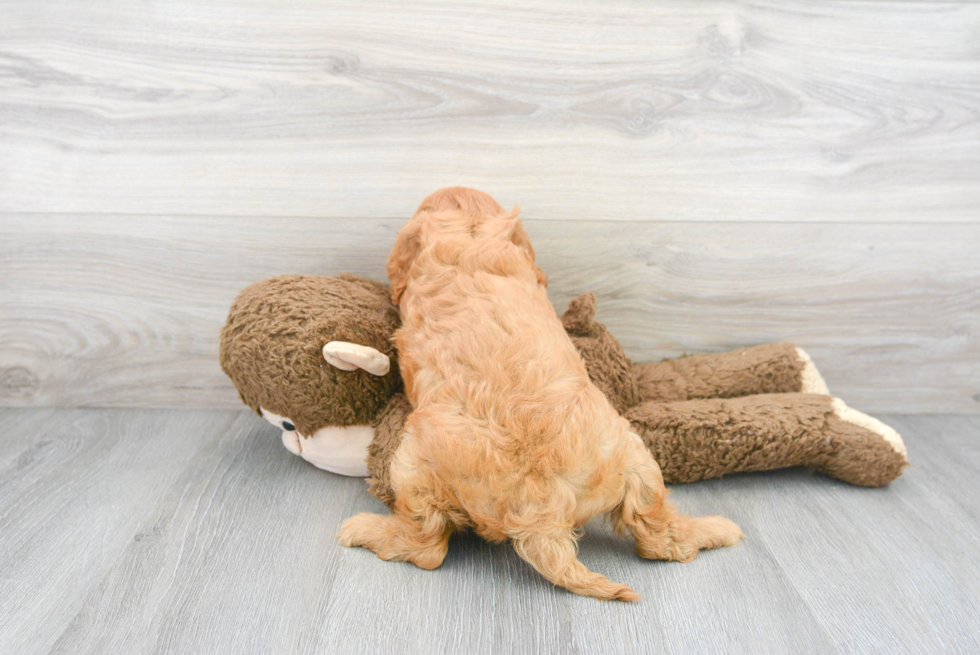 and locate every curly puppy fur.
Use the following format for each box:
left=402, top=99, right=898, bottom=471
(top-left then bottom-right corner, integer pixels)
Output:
left=337, top=187, right=742, bottom=601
